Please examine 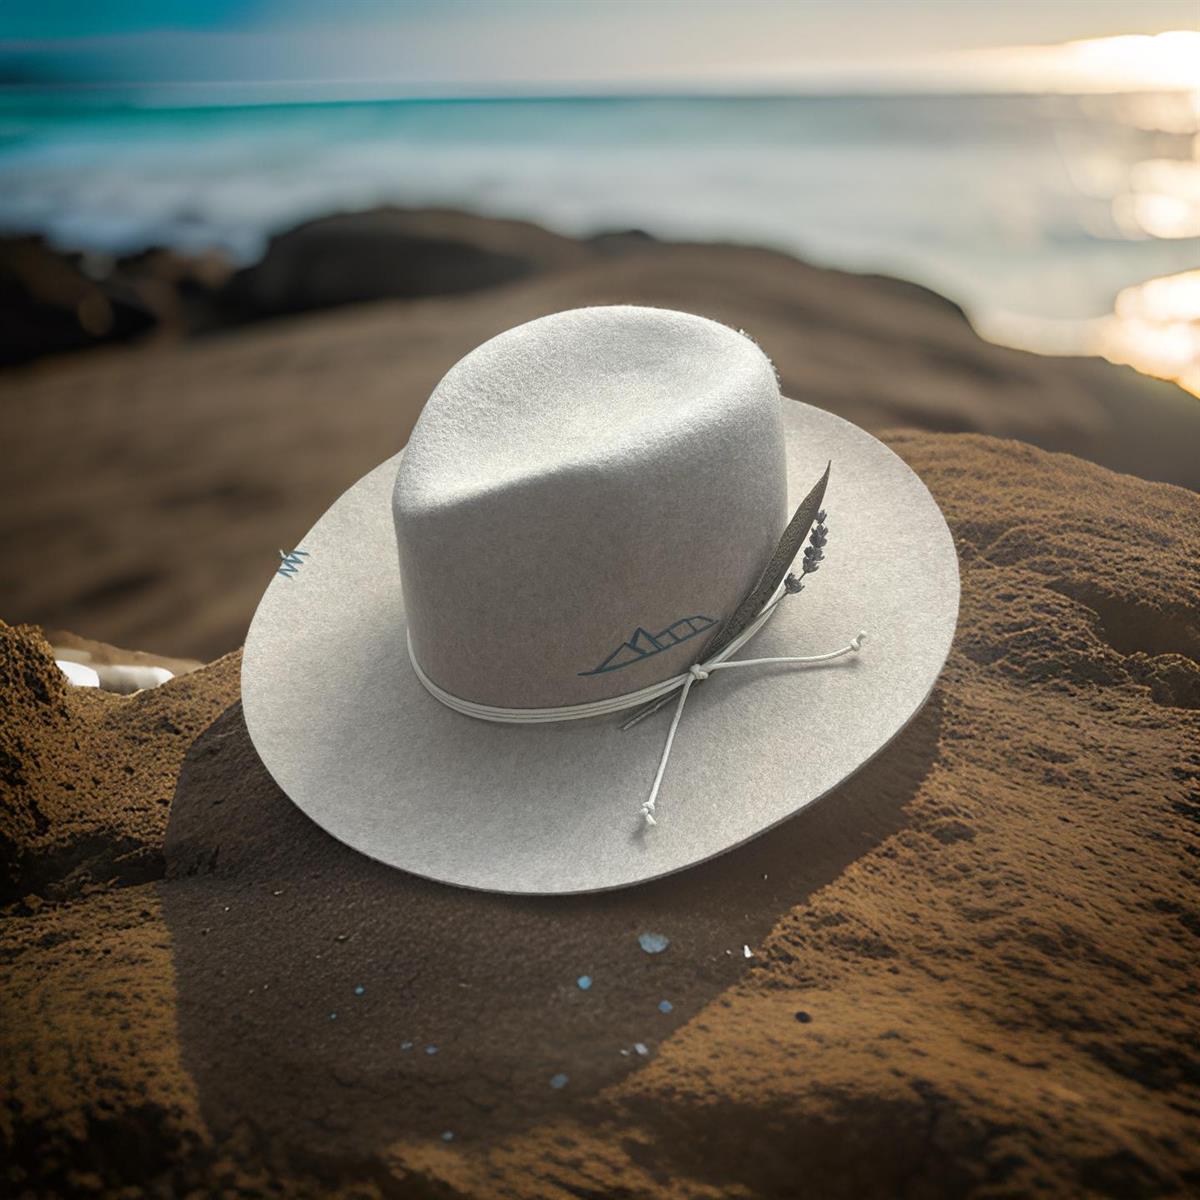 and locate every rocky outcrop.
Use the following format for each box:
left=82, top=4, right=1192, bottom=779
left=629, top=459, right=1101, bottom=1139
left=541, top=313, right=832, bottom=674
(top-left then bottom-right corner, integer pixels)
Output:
left=0, top=209, right=608, bottom=358
left=0, top=237, right=158, bottom=365
left=212, top=208, right=597, bottom=323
